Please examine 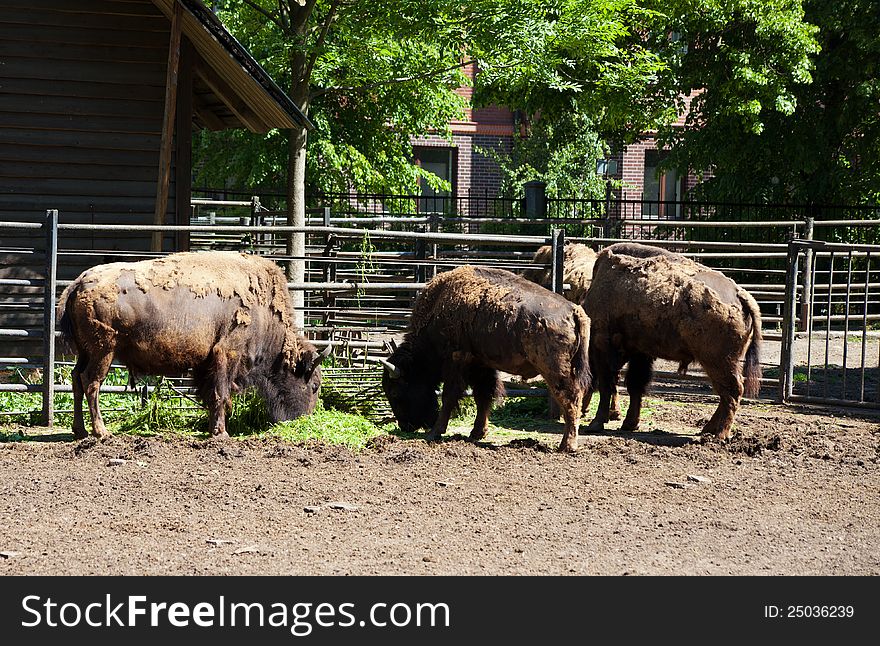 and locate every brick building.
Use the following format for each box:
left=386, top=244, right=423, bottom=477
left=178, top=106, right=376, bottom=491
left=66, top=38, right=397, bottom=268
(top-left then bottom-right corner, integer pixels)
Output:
left=412, top=64, right=703, bottom=214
